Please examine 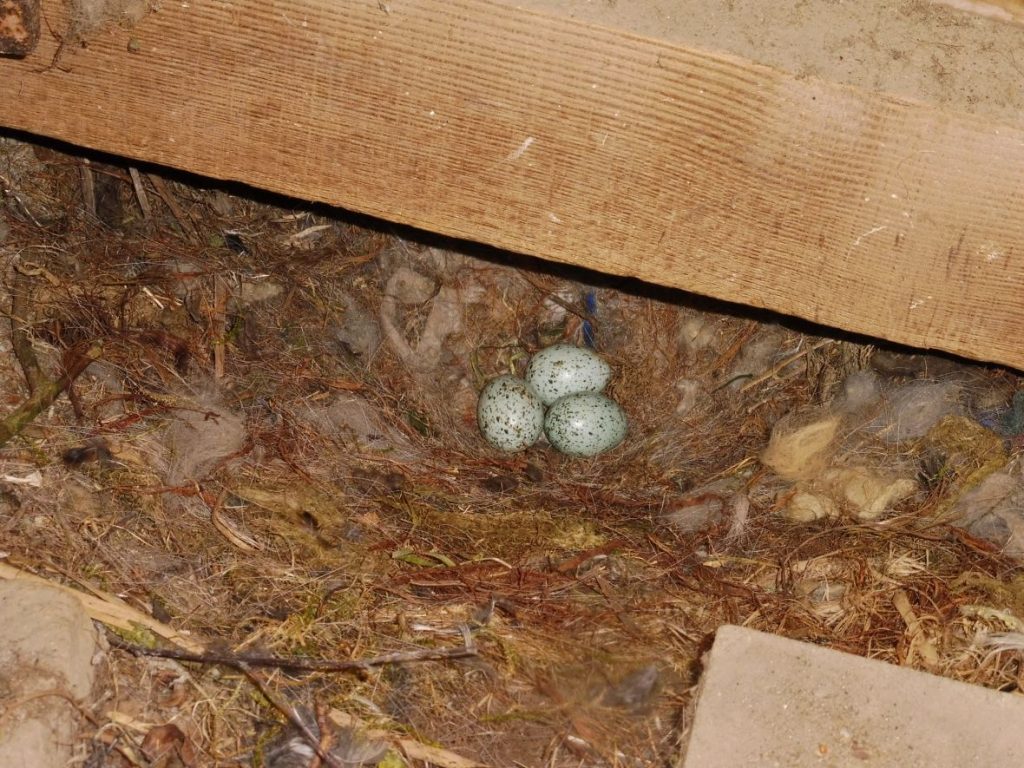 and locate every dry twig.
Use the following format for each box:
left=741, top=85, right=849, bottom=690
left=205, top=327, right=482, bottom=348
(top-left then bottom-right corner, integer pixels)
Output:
left=147, top=174, right=199, bottom=242
left=0, top=341, right=102, bottom=447
left=5, top=268, right=102, bottom=445
left=128, top=167, right=153, bottom=221
left=106, top=631, right=477, bottom=672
